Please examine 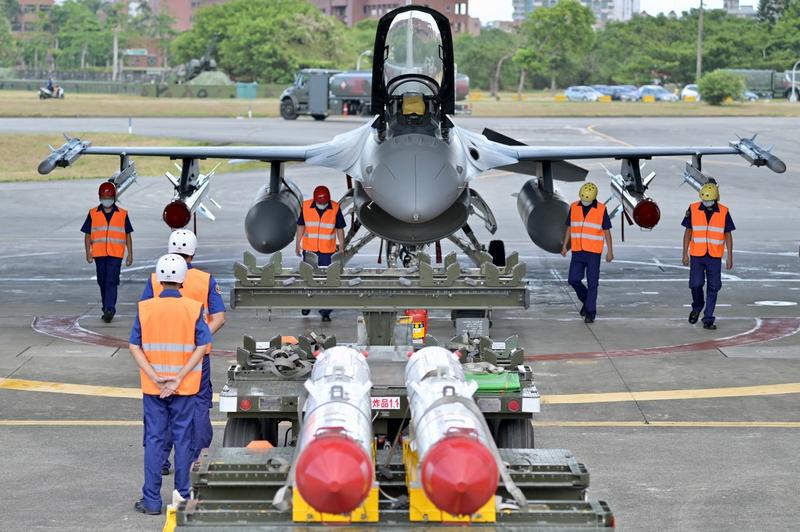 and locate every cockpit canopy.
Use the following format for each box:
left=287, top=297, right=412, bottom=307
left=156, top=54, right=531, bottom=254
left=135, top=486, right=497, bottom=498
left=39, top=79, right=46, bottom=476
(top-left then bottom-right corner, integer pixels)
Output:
left=371, top=6, right=455, bottom=123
